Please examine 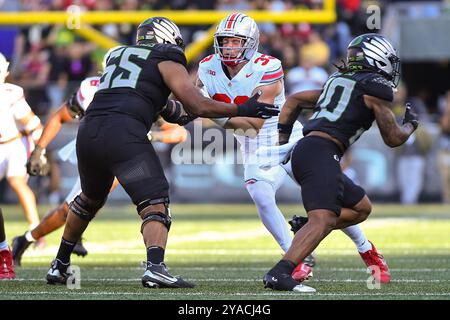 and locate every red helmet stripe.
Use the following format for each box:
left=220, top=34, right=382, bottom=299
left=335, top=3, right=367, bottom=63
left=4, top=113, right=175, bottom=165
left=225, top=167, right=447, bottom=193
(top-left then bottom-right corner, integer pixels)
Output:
left=226, top=13, right=238, bottom=29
